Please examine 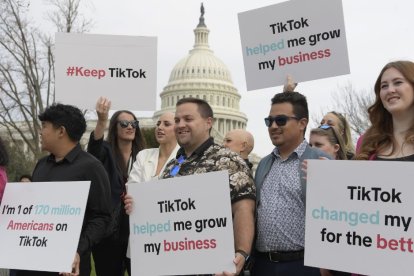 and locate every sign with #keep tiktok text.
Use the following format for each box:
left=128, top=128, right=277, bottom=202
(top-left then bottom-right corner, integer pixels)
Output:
left=55, top=33, right=157, bottom=111
left=0, top=181, right=90, bottom=273
left=128, top=171, right=235, bottom=276
left=305, top=160, right=414, bottom=275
